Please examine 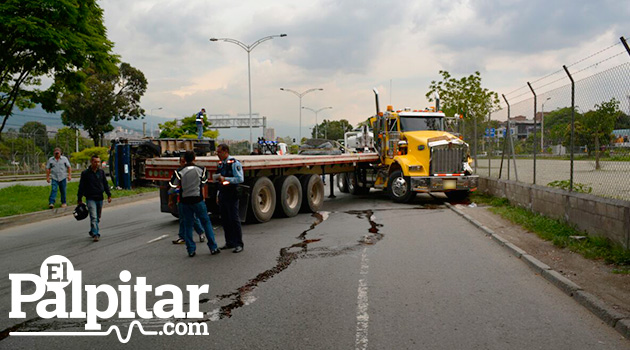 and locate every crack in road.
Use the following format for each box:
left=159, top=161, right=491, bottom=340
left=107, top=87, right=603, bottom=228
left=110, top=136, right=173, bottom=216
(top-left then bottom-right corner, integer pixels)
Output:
left=1, top=206, right=443, bottom=340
